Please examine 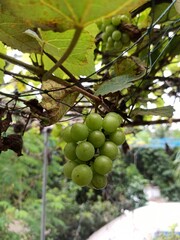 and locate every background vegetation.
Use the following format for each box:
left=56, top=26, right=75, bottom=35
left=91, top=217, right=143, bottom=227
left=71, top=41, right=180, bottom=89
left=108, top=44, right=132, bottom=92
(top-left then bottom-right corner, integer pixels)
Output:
left=0, top=125, right=179, bottom=239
